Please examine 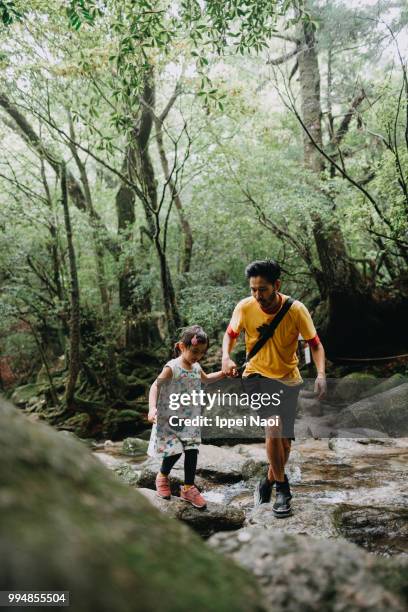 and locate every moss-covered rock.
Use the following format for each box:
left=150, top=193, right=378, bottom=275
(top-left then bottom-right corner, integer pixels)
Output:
left=114, top=463, right=140, bottom=486
left=11, top=383, right=48, bottom=407
left=360, top=374, right=407, bottom=399
left=121, top=437, right=149, bottom=457
left=334, top=372, right=377, bottom=403
left=0, top=396, right=264, bottom=612
left=60, top=412, right=92, bottom=437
